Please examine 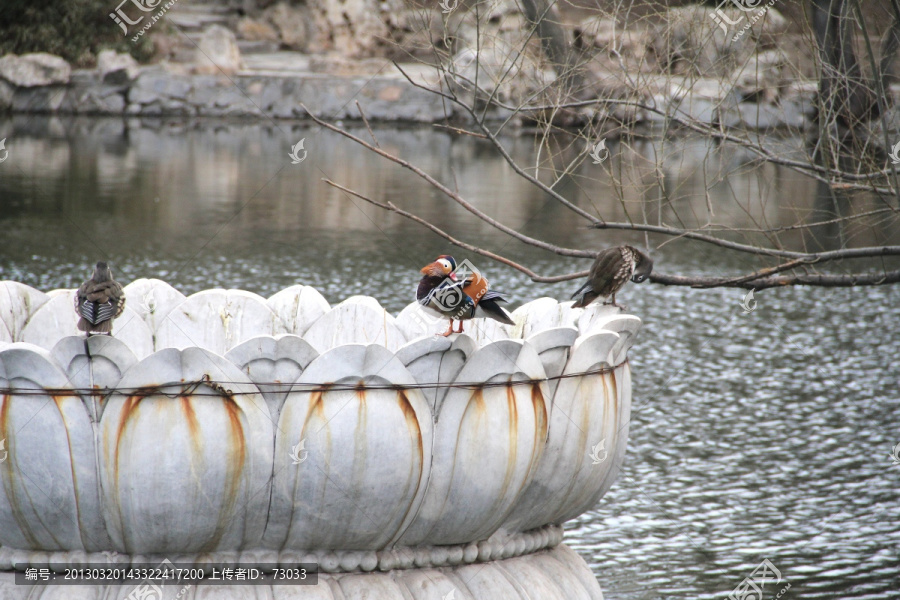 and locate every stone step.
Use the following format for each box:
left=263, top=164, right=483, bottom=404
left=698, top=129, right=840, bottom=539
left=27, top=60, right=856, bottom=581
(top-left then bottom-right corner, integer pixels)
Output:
left=167, top=12, right=231, bottom=30
left=237, top=40, right=281, bottom=55
left=168, top=2, right=234, bottom=14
